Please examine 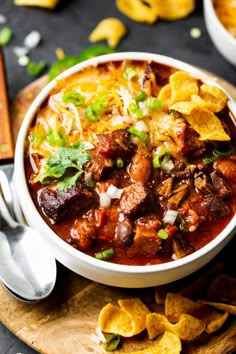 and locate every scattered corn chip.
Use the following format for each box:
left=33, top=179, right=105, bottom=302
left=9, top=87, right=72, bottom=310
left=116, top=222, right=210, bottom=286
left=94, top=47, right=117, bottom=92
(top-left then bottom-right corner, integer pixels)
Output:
left=169, top=71, right=199, bottom=104
left=169, top=102, right=230, bottom=141
left=98, top=298, right=150, bottom=337
left=165, top=293, right=229, bottom=334
left=198, top=300, right=236, bottom=316
left=199, top=84, right=228, bottom=112
left=89, top=17, right=127, bottom=48
left=165, top=293, right=203, bottom=323
left=155, top=0, right=195, bottom=20
left=14, top=0, right=59, bottom=9
left=147, top=312, right=205, bottom=341
left=116, top=0, right=159, bottom=24
left=122, top=331, right=182, bottom=354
